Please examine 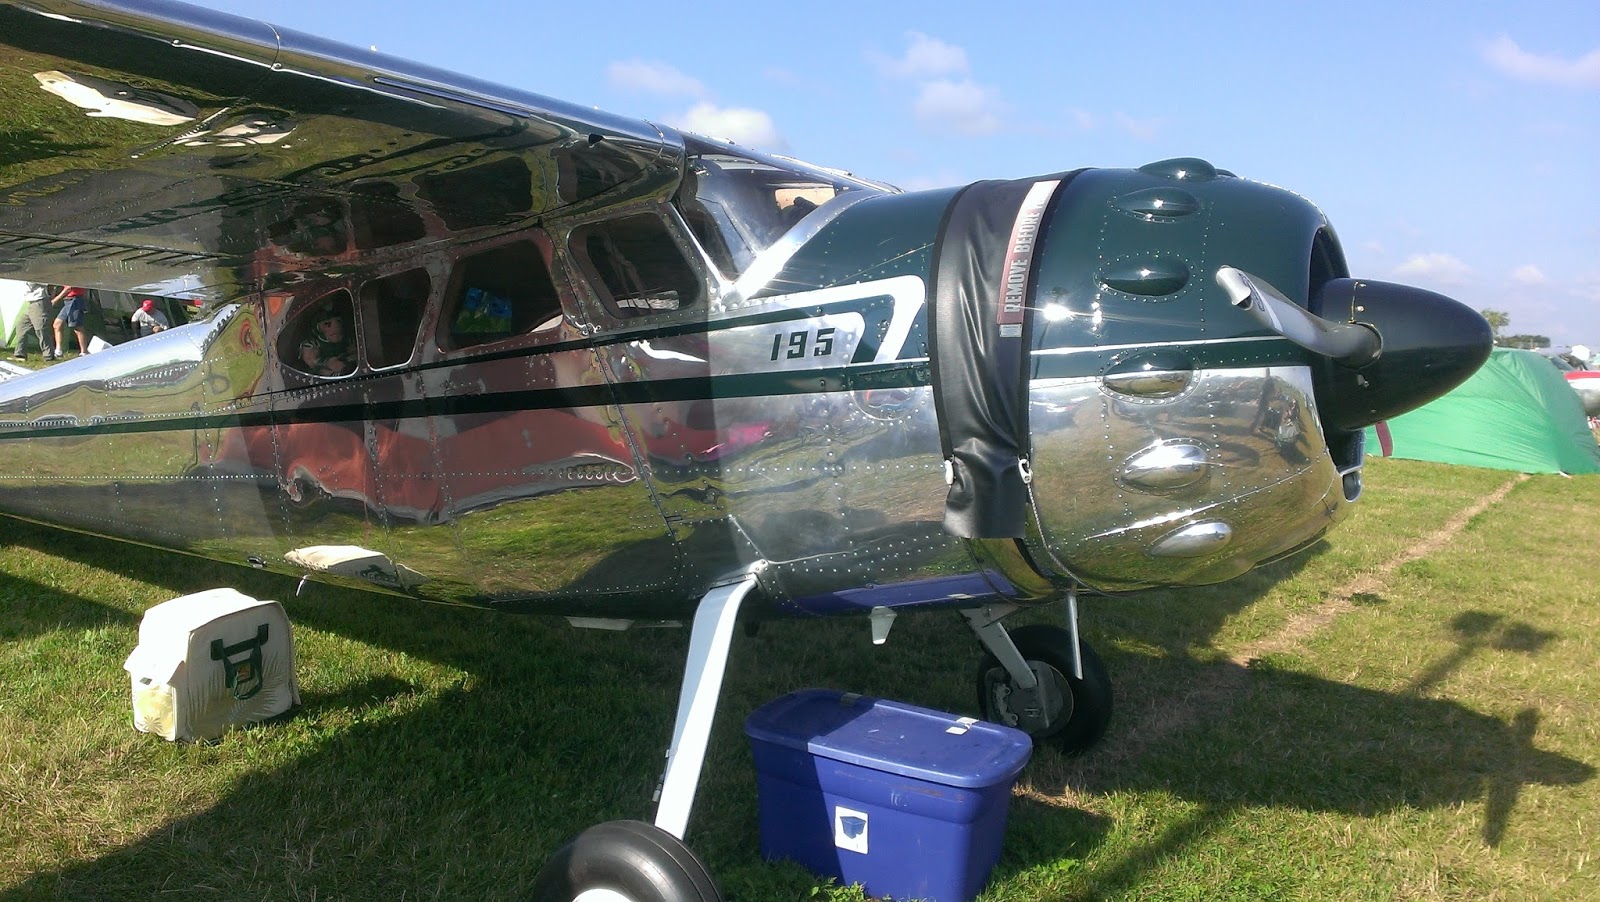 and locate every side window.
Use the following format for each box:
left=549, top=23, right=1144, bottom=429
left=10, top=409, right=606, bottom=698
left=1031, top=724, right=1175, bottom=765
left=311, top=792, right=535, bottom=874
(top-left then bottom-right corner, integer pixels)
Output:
left=279, top=290, right=357, bottom=378
left=571, top=214, right=704, bottom=317
left=360, top=269, right=429, bottom=369
left=678, top=201, right=741, bottom=280
left=439, top=241, right=562, bottom=351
